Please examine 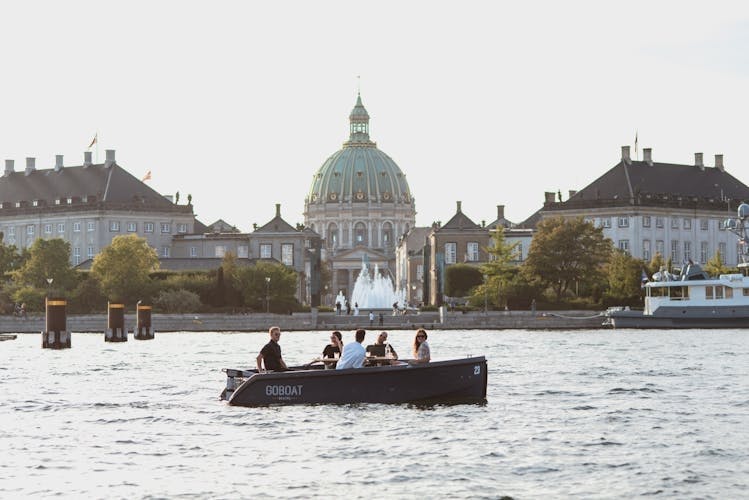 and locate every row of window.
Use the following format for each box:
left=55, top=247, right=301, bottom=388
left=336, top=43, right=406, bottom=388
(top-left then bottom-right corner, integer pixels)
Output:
left=620, top=239, right=728, bottom=264
left=596, top=216, right=720, bottom=231
left=109, top=221, right=188, bottom=234
left=9, top=221, right=189, bottom=236
left=208, top=243, right=295, bottom=265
